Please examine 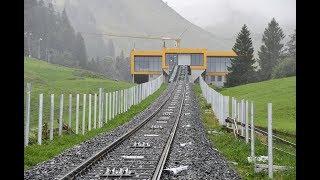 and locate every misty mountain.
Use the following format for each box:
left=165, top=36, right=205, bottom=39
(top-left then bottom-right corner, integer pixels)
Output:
left=56, top=0, right=233, bottom=58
